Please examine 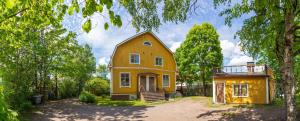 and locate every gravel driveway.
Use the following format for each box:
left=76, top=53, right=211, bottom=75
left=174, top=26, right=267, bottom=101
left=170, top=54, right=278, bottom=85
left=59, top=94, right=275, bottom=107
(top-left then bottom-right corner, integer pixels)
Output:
left=28, top=97, right=286, bottom=121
